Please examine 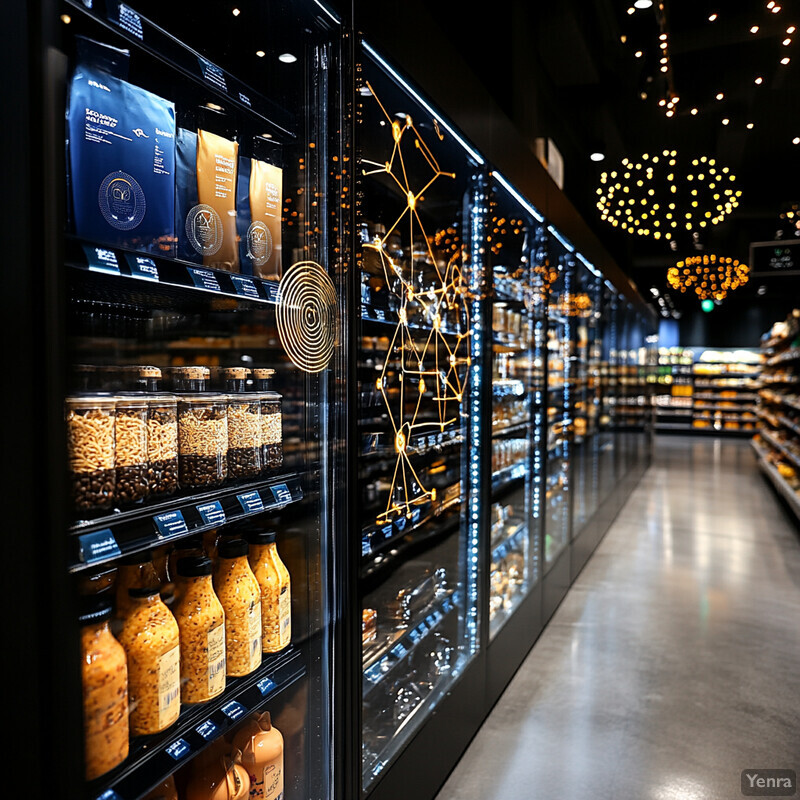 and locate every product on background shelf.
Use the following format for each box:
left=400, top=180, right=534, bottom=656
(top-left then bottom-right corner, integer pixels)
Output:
left=67, top=37, right=176, bottom=254
left=246, top=528, right=291, bottom=653
left=117, top=586, right=181, bottom=736
left=80, top=597, right=129, bottom=781
left=214, top=538, right=262, bottom=677
left=362, top=608, right=377, bottom=644
left=173, top=556, right=226, bottom=703
left=231, top=712, right=284, bottom=800
left=66, top=394, right=116, bottom=513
